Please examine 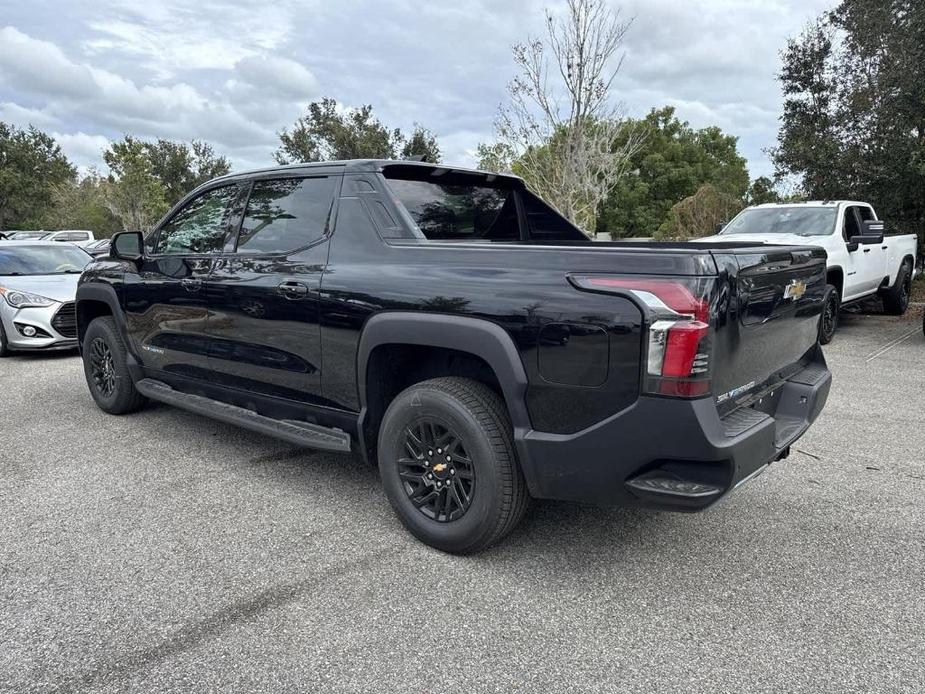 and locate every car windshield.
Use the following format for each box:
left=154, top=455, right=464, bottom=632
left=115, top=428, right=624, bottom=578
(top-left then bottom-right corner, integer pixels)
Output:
left=9, top=231, right=49, bottom=240
left=0, top=245, right=92, bottom=275
left=721, top=207, right=837, bottom=236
